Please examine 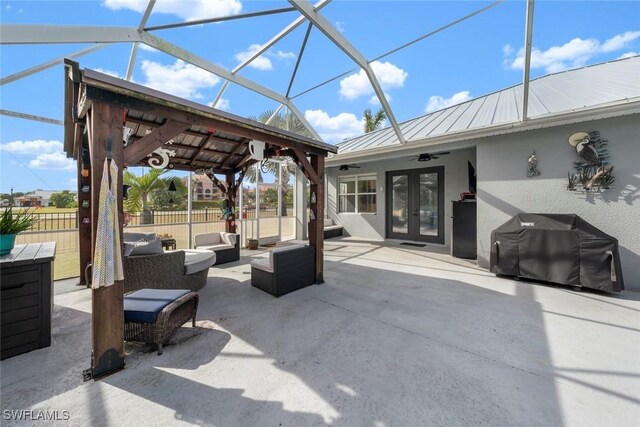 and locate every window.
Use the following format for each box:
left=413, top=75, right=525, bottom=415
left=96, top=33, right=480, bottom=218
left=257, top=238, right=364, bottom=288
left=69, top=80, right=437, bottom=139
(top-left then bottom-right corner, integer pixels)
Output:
left=338, top=175, right=376, bottom=213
